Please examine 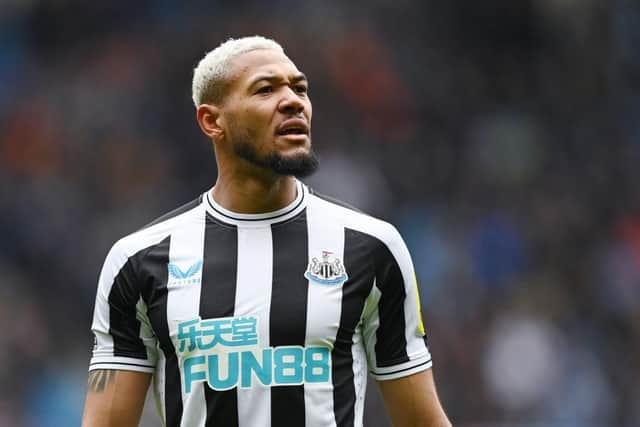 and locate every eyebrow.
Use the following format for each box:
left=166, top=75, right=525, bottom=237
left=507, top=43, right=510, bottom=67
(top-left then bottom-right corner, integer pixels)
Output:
left=248, top=73, right=308, bottom=88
